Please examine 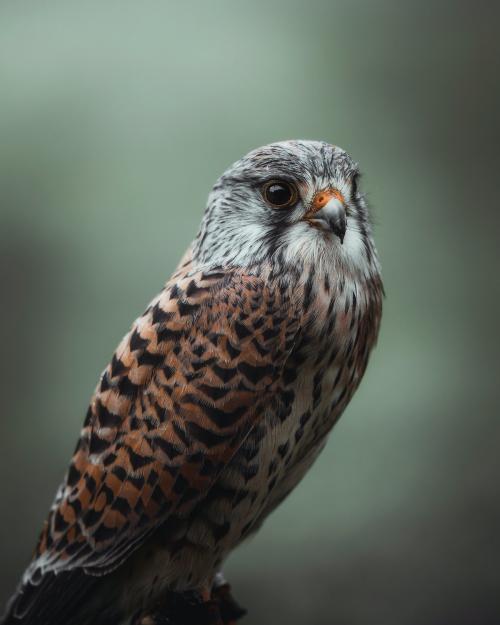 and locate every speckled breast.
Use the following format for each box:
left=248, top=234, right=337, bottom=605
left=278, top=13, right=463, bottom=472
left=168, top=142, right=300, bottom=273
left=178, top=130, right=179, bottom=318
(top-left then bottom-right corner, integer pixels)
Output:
left=181, top=271, right=381, bottom=565
left=116, top=271, right=381, bottom=606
